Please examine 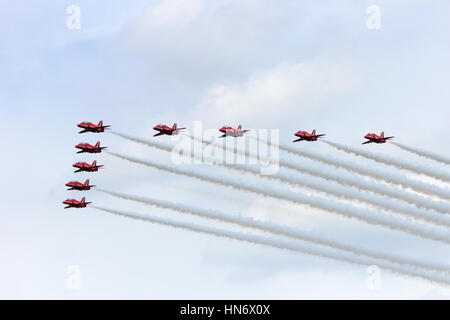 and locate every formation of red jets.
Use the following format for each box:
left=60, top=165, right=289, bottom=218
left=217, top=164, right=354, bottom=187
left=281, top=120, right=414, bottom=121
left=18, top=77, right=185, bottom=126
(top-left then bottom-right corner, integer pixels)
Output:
left=62, top=120, right=394, bottom=209
left=63, top=121, right=110, bottom=209
left=151, top=123, right=393, bottom=145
